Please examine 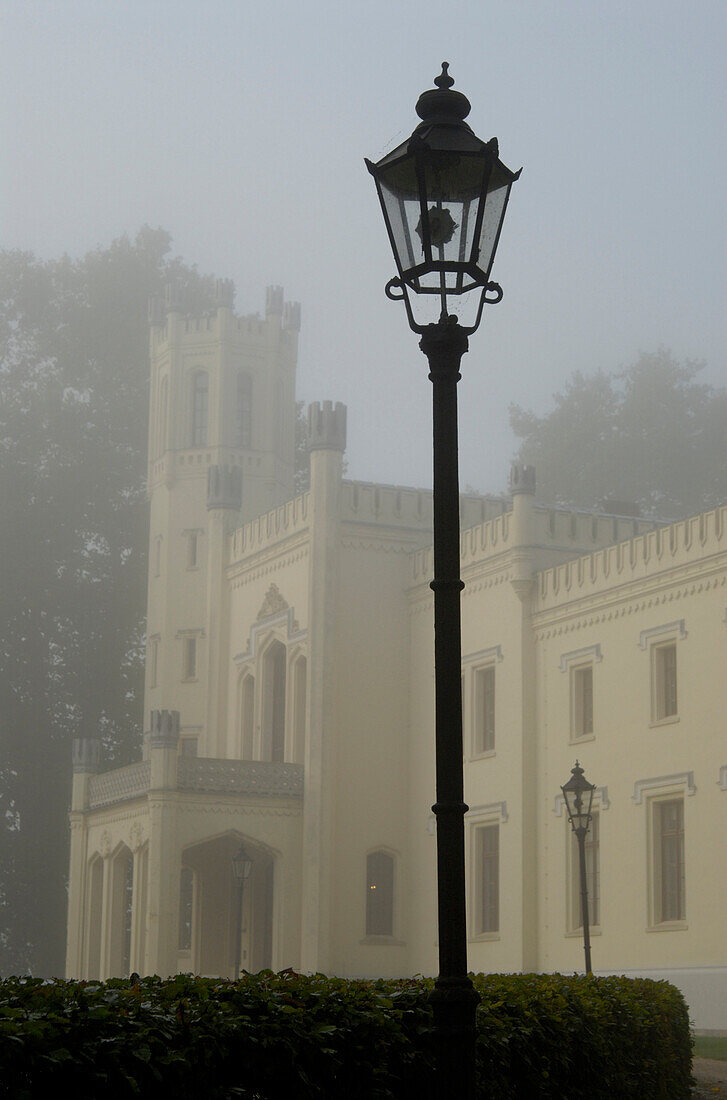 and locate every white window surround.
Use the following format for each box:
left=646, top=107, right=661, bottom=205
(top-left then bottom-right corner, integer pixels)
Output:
left=632, top=772, right=696, bottom=804
left=638, top=619, right=687, bottom=650
left=559, top=644, right=602, bottom=673
left=553, top=788, right=610, bottom=817
left=428, top=802, right=508, bottom=836
left=462, top=644, right=503, bottom=667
